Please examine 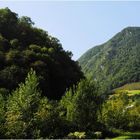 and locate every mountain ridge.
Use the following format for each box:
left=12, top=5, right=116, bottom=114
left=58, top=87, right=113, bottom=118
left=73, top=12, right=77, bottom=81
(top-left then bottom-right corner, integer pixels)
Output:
left=78, top=26, right=140, bottom=91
